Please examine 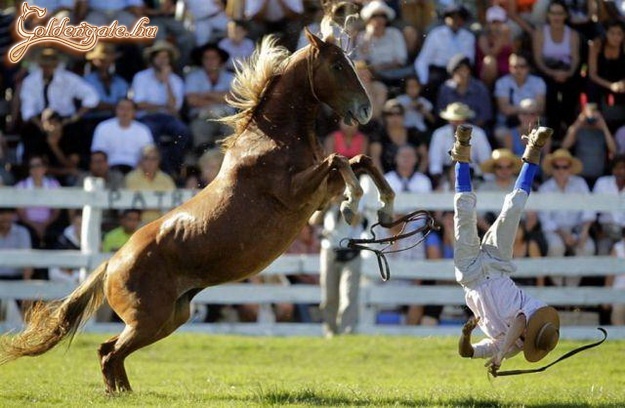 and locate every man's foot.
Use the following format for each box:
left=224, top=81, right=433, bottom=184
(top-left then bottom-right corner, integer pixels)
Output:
left=522, top=126, right=553, bottom=164
left=449, top=124, right=473, bottom=163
